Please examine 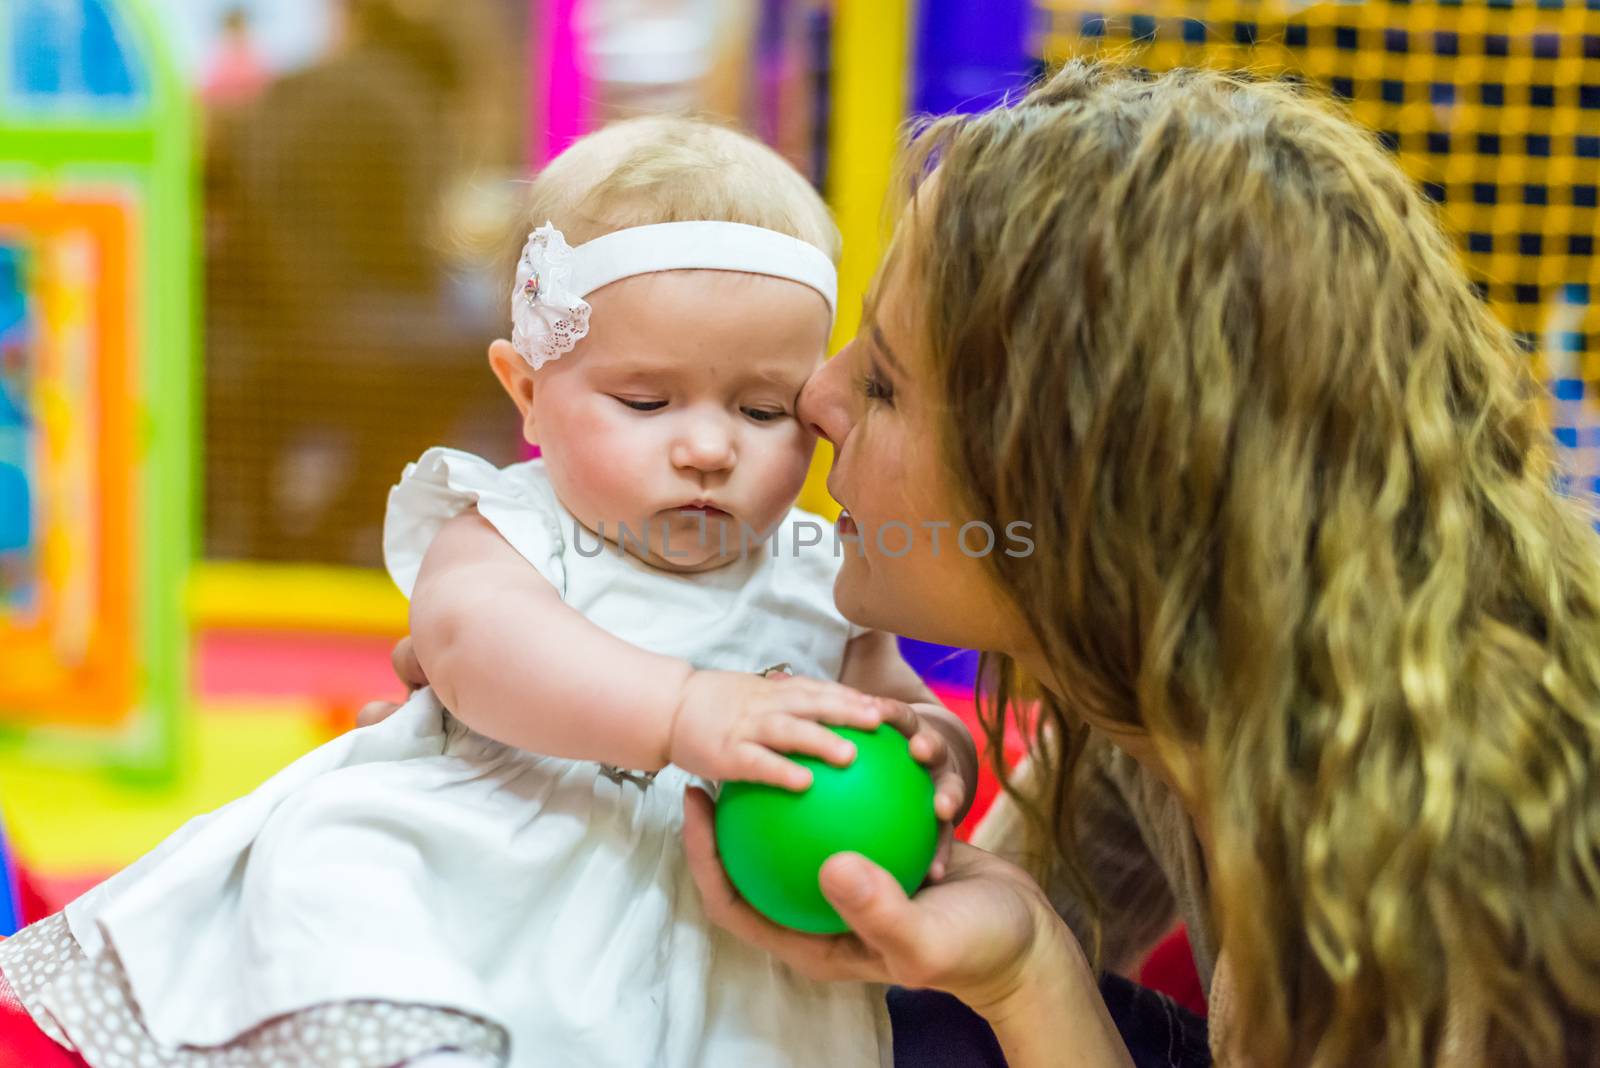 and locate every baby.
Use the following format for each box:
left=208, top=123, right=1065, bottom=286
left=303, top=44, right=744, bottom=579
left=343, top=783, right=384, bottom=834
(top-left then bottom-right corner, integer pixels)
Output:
left=0, top=117, right=977, bottom=1068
